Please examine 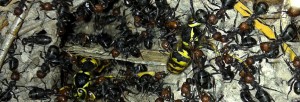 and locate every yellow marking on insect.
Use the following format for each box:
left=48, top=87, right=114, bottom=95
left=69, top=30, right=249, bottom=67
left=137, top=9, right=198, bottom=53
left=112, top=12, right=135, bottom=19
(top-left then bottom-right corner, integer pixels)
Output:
left=209, top=41, right=220, bottom=56
left=282, top=43, right=297, bottom=61
left=76, top=88, right=87, bottom=99
left=104, top=75, right=115, bottom=78
left=88, top=91, right=96, bottom=101
left=228, top=53, right=244, bottom=63
left=137, top=71, right=156, bottom=77
left=183, top=41, right=189, bottom=47
left=59, top=86, right=70, bottom=91
left=81, top=58, right=99, bottom=68
left=97, top=60, right=111, bottom=73
left=188, top=22, right=201, bottom=27
left=167, top=66, right=181, bottom=74
left=234, top=1, right=297, bottom=61
left=190, top=28, right=195, bottom=42
left=178, top=50, right=191, bottom=58
left=171, top=57, right=190, bottom=67
left=234, top=1, right=275, bottom=39
left=168, top=62, right=186, bottom=71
